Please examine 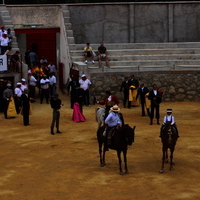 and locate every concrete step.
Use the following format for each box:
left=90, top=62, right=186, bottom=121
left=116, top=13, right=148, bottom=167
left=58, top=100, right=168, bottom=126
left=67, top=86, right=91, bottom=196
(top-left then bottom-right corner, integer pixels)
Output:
left=69, top=42, right=200, bottom=50
left=62, top=9, right=70, bottom=18
left=67, top=37, right=75, bottom=44
left=65, top=23, right=72, bottom=30
left=66, top=30, right=73, bottom=37
left=71, top=54, right=200, bottom=62
left=83, top=60, right=200, bottom=66
left=64, top=17, right=70, bottom=24
left=70, top=48, right=200, bottom=57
